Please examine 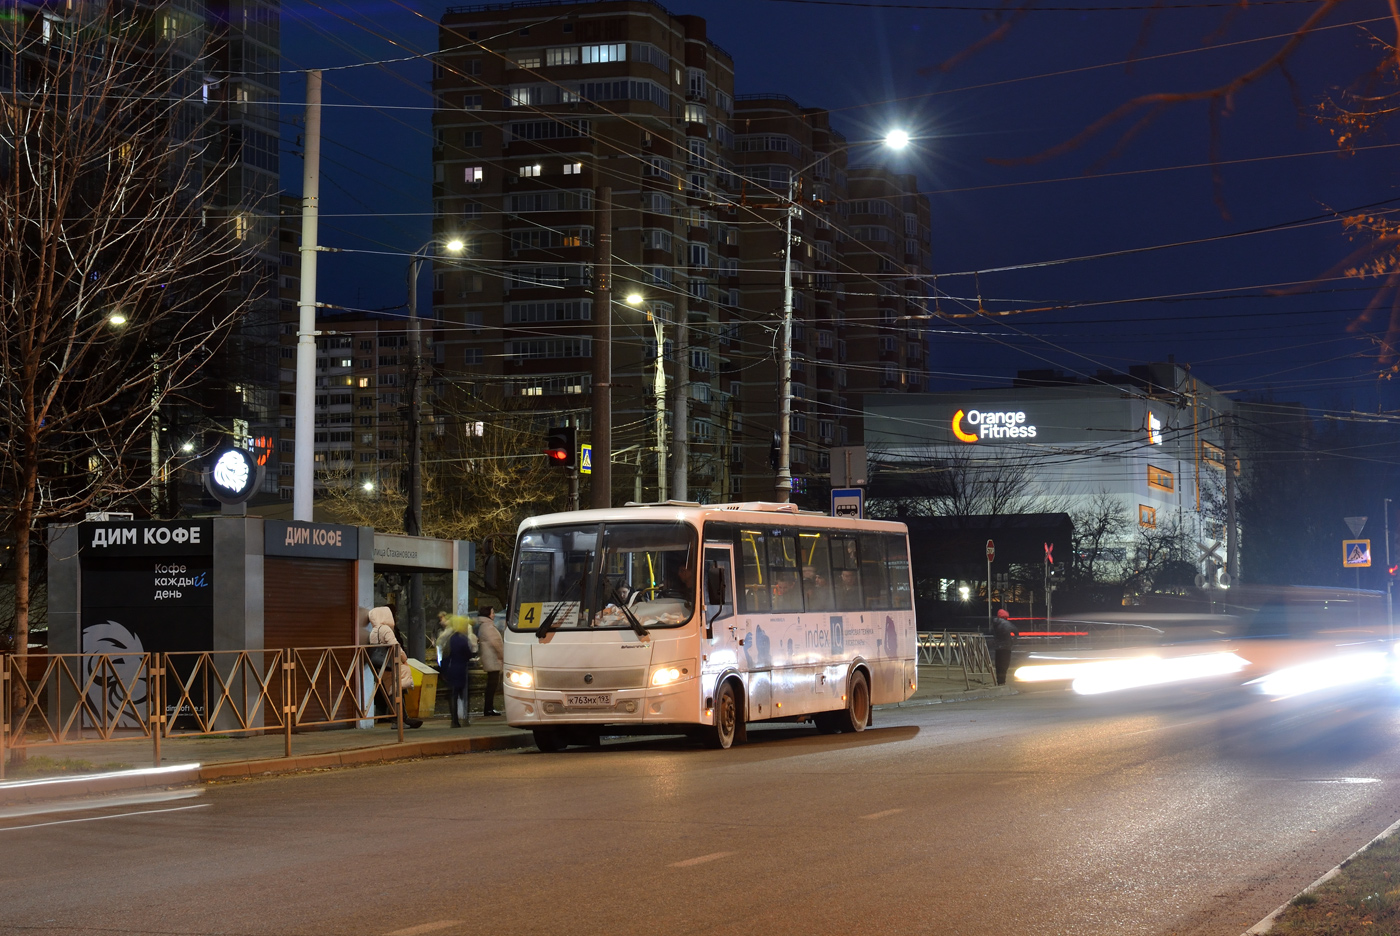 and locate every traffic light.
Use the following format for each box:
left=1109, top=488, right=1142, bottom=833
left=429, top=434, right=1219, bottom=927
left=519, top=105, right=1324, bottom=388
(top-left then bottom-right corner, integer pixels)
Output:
left=768, top=432, right=781, bottom=471
left=545, top=425, right=576, bottom=469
